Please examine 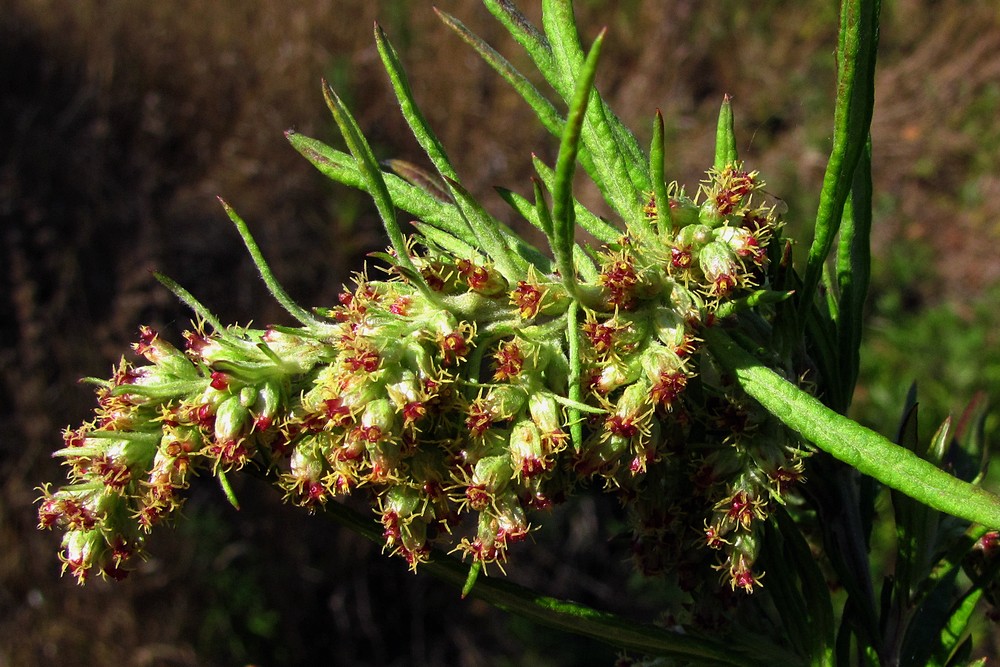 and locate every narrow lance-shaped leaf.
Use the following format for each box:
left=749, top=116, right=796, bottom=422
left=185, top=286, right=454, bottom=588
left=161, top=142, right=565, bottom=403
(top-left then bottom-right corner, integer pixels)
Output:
left=435, top=7, right=604, bottom=184
left=288, top=131, right=476, bottom=247
left=290, top=131, right=546, bottom=270
left=540, top=0, right=650, bottom=232
left=411, top=221, right=479, bottom=260
left=444, top=176, right=526, bottom=282
left=551, top=27, right=606, bottom=294
left=435, top=8, right=562, bottom=136
left=566, top=302, right=584, bottom=451
left=531, top=155, right=620, bottom=243
left=835, top=137, right=873, bottom=410
left=383, top=158, right=452, bottom=203
left=219, top=199, right=330, bottom=330
left=932, top=588, right=985, bottom=665
left=799, top=0, right=880, bottom=326
left=482, top=0, right=558, bottom=88
left=492, top=180, right=593, bottom=280
left=217, top=468, right=241, bottom=511
left=539, top=0, right=651, bottom=198
left=322, top=83, right=433, bottom=296
left=759, top=521, right=813, bottom=658
left=889, top=400, right=923, bottom=619
left=375, top=23, right=459, bottom=182
left=153, top=272, right=256, bottom=352
left=374, top=25, right=527, bottom=282
left=651, top=110, right=673, bottom=236
left=714, top=94, right=738, bottom=170
left=703, top=326, right=1000, bottom=529
left=774, top=506, right=836, bottom=661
